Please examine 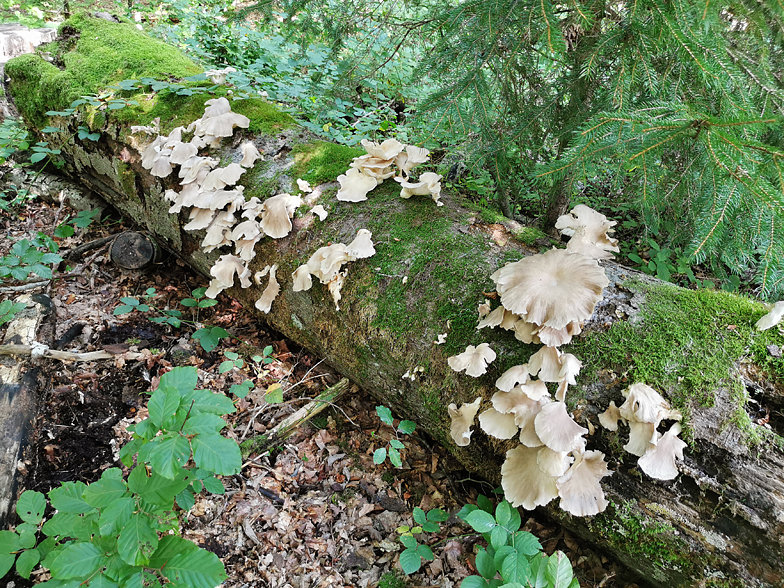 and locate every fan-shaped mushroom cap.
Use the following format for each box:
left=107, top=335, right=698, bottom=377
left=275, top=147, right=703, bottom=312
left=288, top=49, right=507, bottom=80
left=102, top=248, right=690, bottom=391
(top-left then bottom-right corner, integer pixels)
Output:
left=448, top=397, right=482, bottom=446
left=141, top=135, right=166, bottom=169
left=179, top=156, right=218, bottom=183
left=492, top=387, right=549, bottom=447
left=512, top=319, right=541, bottom=344
left=346, top=229, right=376, bottom=260
left=168, top=141, right=198, bottom=166
left=447, top=343, right=497, bottom=377
left=536, top=320, right=583, bottom=347
left=201, top=211, right=236, bottom=252
left=534, top=402, right=588, bottom=453
left=311, top=205, right=328, bottom=221
left=598, top=401, right=621, bottom=431
left=395, top=172, right=443, bottom=206
left=556, top=204, right=619, bottom=260
left=183, top=207, right=216, bottom=231
left=479, top=408, right=519, bottom=440
left=205, top=66, right=236, bottom=85
left=260, top=193, right=303, bottom=238
left=202, top=163, right=246, bottom=191
left=518, top=378, right=549, bottom=401
left=240, top=141, right=262, bottom=168
left=194, top=110, right=251, bottom=139
left=501, top=445, right=559, bottom=510
left=255, top=265, right=280, bottom=314
left=638, top=423, right=687, bottom=480
left=477, top=306, right=521, bottom=330
left=490, top=248, right=609, bottom=329
left=205, top=278, right=226, bottom=299
left=496, top=365, right=530, bottom=392
left=756, top=300, right=784, bottom=331
left=306, top=244, right=350, bottom=283
left=209, top=254, right=252, bottom=291
left=624, top=421, right=658, bottom=457
left=619, top=383, right=682, bottom=424
left=527, top=346, right=563, bottom=382
left=361, top=138, right=405, bottom=160
left=203, top=97, right=232, bottom=118
left=292, top=265, right=313, bottom=292
left=554, top=353, right=582, bottom=401
left=395, top=145, right=430, bottom=177
left=478, top=300, right=492, bottom=318
left=296, top=178, right=313, bottom=193
left=537, top=446, right=573, bottom=477
left=336, top=168, right=378, bottom=202
left=350, top=155, right=396, bottom=181
left=556, top=450, right=611, bottom=516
